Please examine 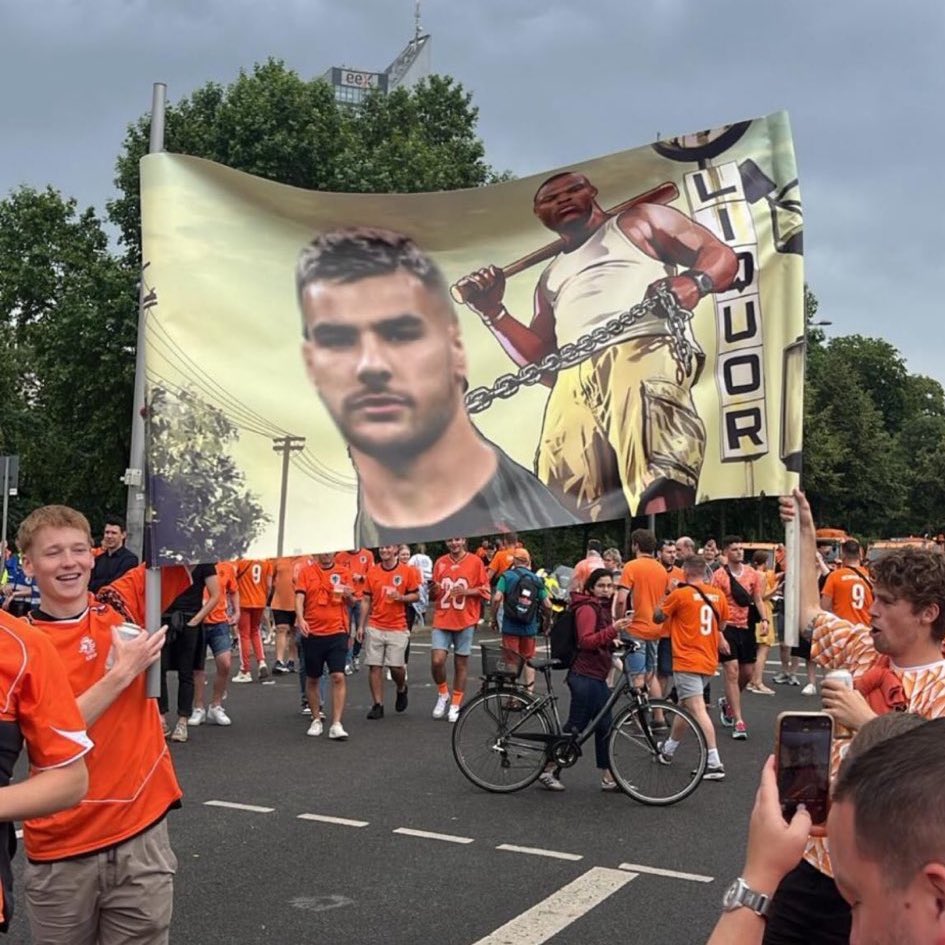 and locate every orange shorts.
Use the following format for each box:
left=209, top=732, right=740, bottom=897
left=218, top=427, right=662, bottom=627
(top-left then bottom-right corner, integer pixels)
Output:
left=501, top=635, right=537, bottom=659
